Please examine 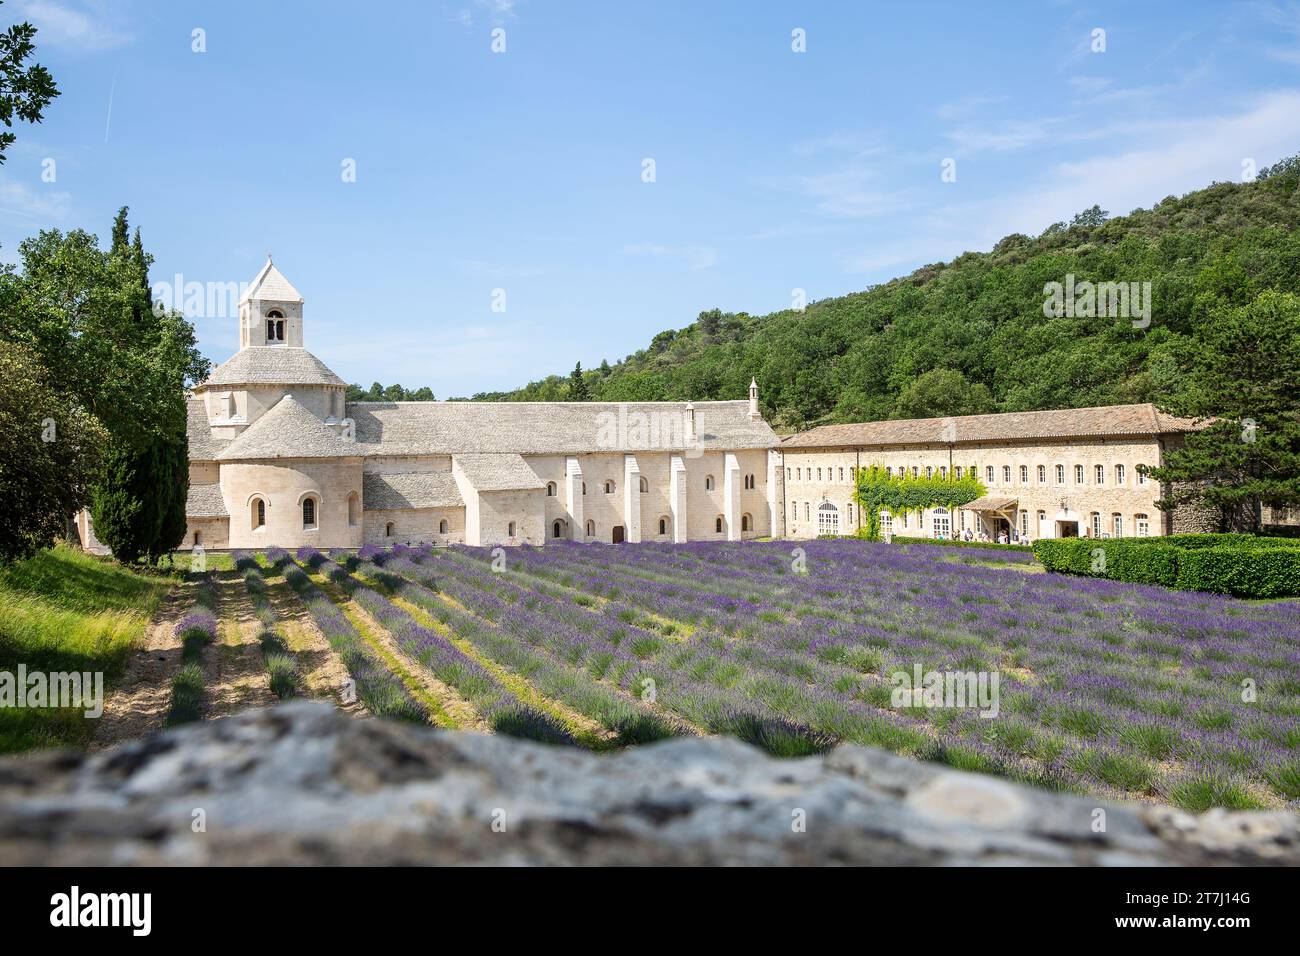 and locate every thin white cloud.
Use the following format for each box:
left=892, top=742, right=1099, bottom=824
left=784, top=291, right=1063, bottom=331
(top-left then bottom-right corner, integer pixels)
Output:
left=622, top=243, right=718, bottom=270
left=0, top=175, right=73, bottom=223
left=11, top=0, right=133, bottom=53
